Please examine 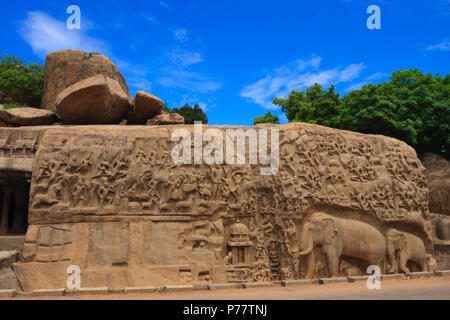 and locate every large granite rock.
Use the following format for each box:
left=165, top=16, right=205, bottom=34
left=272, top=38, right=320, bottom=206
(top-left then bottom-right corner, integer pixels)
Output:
left=422, top=153, right=450, bottom=216
left=147, top=112, right=184, bottom=125
left=55, top=75, right=132, bottom=124
left=14, top=123, right=435, bottom=291
left=129, top=91, right=164, bottom=125
left=41, top=49, right=130, bottom=110
left=0, top=106, right=57, bottom=126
